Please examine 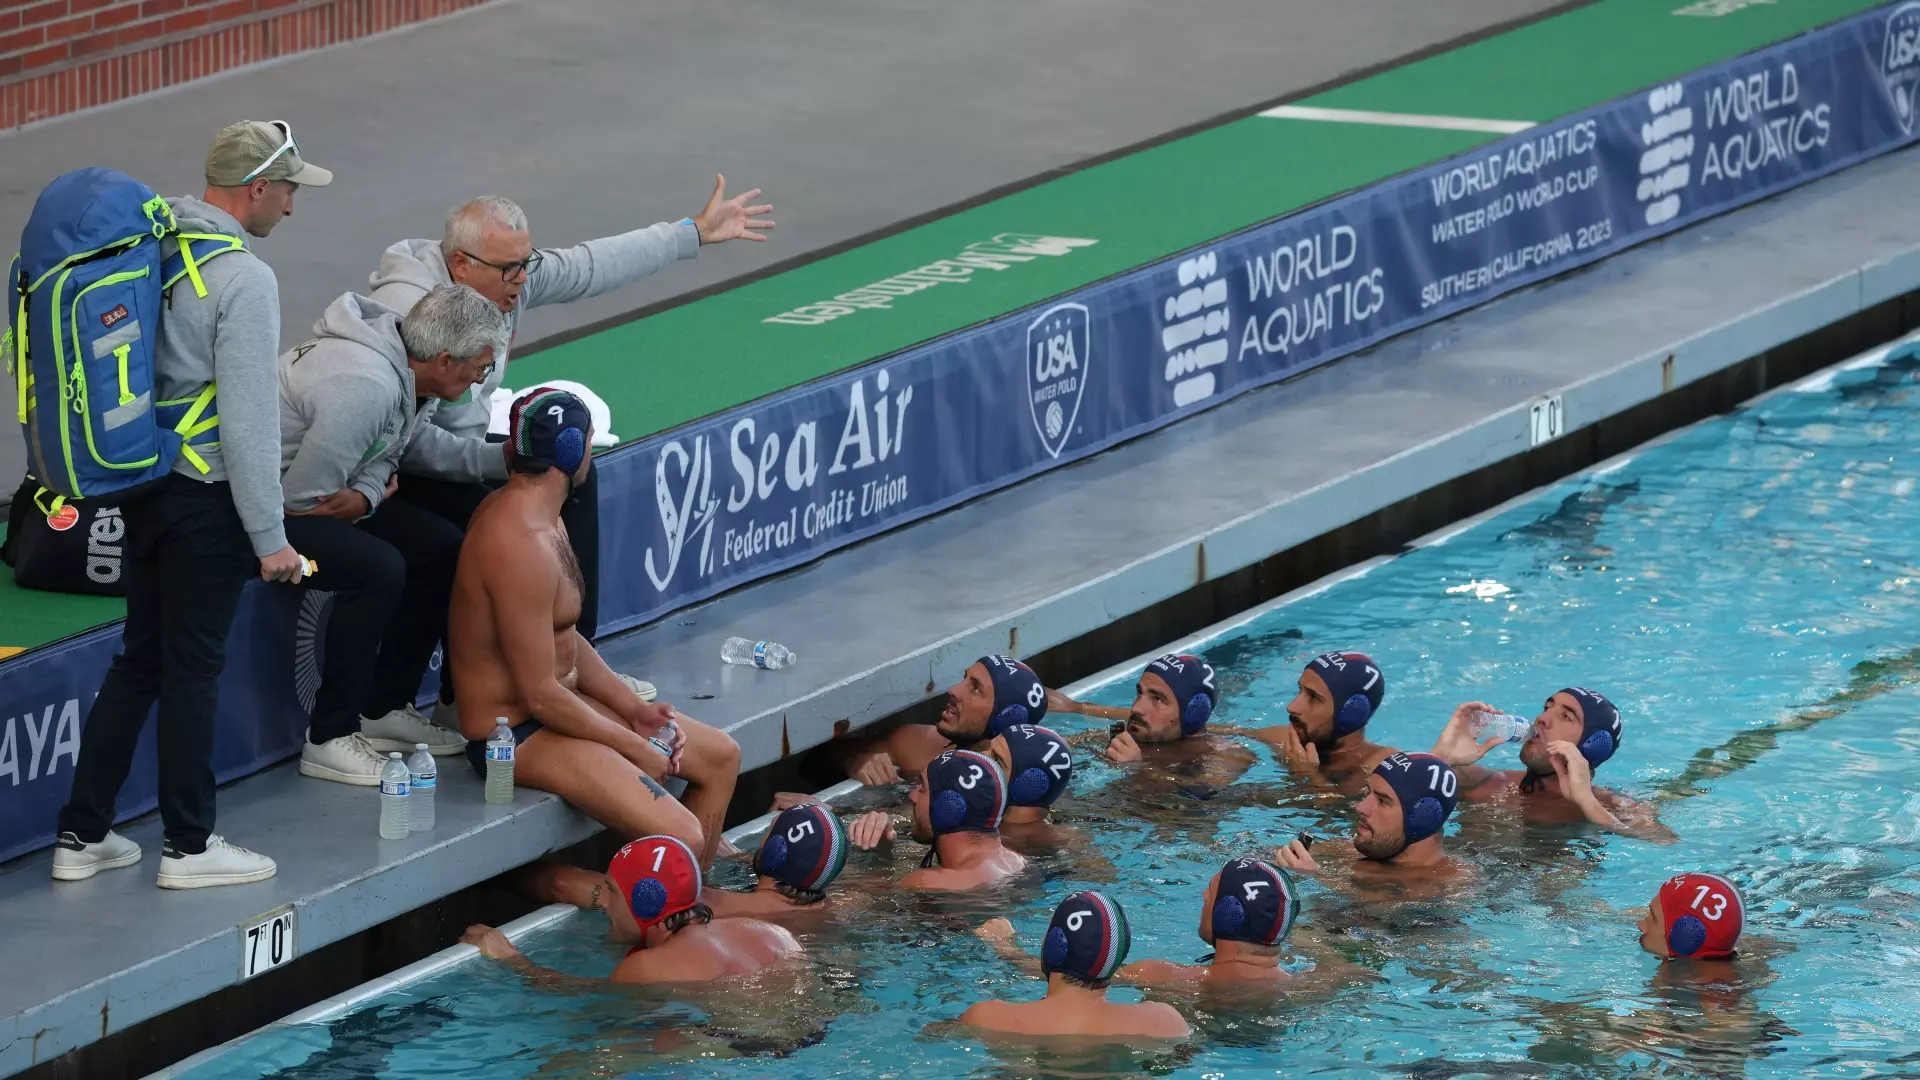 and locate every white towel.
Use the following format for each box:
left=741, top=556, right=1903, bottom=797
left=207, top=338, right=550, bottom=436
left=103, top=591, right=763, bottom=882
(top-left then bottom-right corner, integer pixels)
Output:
left=488, top=381, right=620, bottom=446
